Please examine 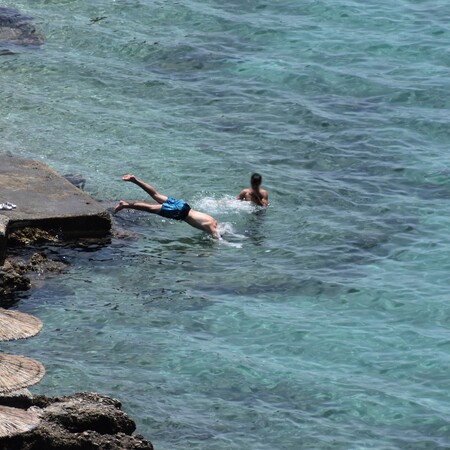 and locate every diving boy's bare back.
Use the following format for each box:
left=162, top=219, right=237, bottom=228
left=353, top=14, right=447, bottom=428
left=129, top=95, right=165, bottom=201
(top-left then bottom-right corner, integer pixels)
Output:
left=114, top=175, right=220, bottom=239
